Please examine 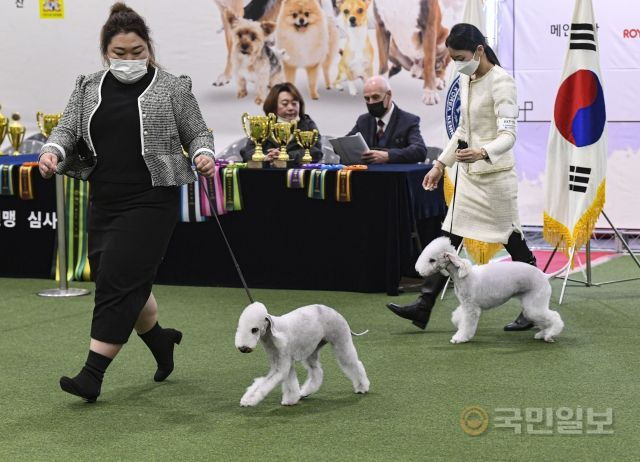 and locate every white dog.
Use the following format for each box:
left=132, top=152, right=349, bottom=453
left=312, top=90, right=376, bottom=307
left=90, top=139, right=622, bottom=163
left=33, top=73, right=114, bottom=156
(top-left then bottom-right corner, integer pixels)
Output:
left=235, top=302, right=370, bottom=407
left=415, top=237, right=565, bottom=344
